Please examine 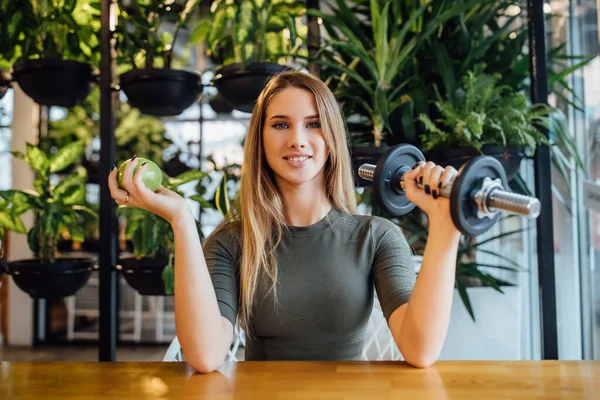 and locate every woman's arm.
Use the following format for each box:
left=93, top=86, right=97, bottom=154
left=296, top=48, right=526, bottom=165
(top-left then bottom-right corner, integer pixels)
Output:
left=388, top=161, right=462, bottom=368
left=108, top=159, right=232, bottom=373
left=172, top=210, right=234, bottom=373
left=389, top=223, right=461, bottom=368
